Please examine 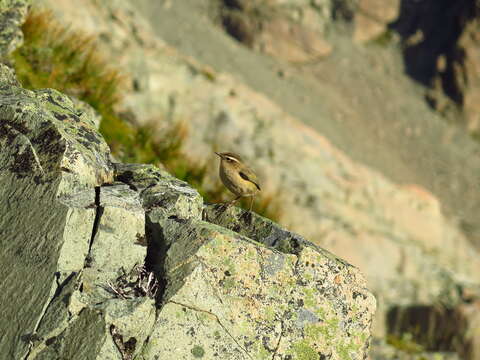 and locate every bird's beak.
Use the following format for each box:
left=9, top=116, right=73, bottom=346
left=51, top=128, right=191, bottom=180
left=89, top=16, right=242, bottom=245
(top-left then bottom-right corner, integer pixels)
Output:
left=214, top=152, right=222, bottom=158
